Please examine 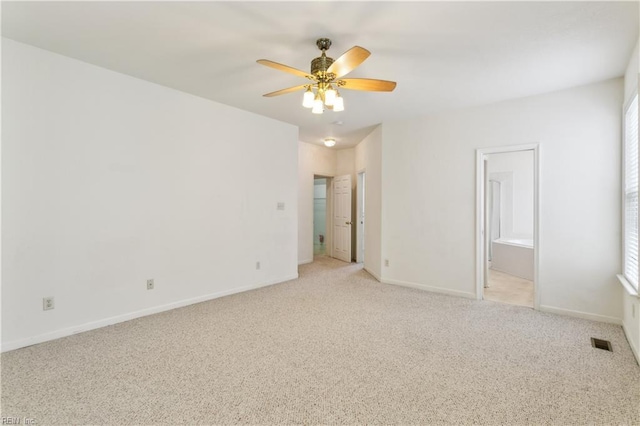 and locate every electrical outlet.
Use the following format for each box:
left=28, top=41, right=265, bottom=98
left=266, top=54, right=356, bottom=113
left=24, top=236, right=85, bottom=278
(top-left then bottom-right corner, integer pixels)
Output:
left=256, top=261, right=261, bottom=270
left=147, top=279, right=154, bottom=290
left=277, top=202, right=285, bottom=211
left=384, top=259, right=389, bottom=267
left=43, top=297, right=55, bottom=311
